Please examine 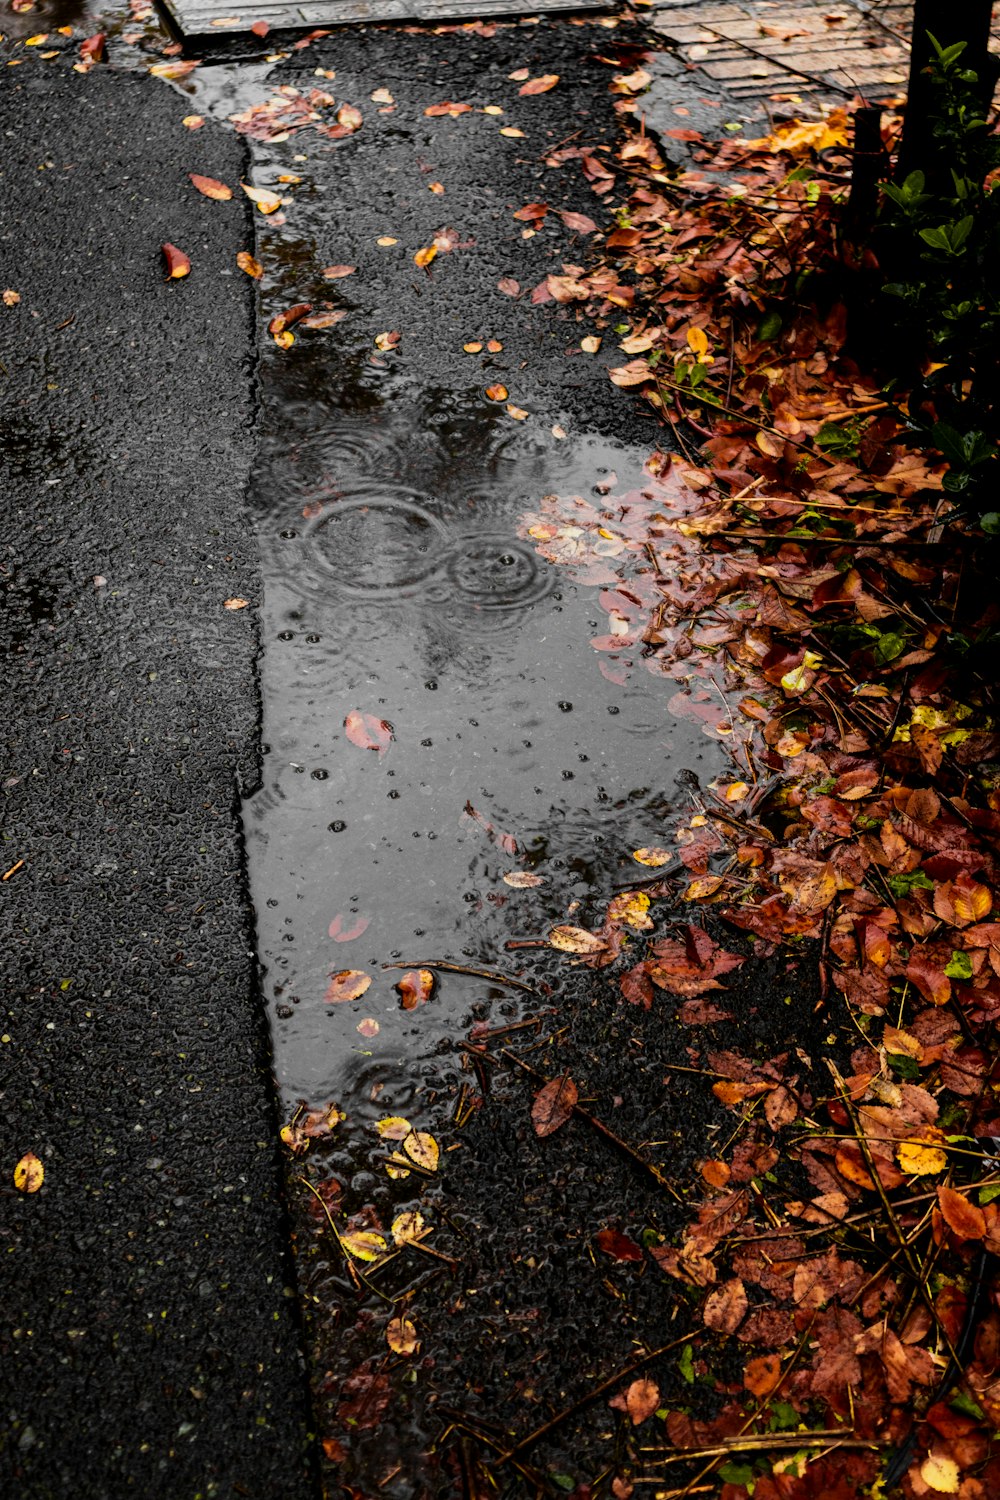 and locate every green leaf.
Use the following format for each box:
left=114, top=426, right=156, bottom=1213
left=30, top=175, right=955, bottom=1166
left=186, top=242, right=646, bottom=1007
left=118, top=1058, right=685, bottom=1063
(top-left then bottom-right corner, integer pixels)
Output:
left=949, top=1390, right=985, bottom=1420
left=944, top=950, right=973, bottom=979
left=888, top=870, right=934, bottom=898
left=678, top=1344, right=695, bottom=1385
left=550, top=1475, right=576, bottom=1492
left=887, top=1052, right=922, bottom=1081
left=981, top=511, right=1000, bottom=535
left=718, top=1461, right=756, bottom=1486
left=874, top=632, right=906, bottom=665
left=768, top=1400, right=801, bottom=1431
left=979, top=1183, right=1000, bottom=1206
left=758, top=310, right=783, bottom=342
